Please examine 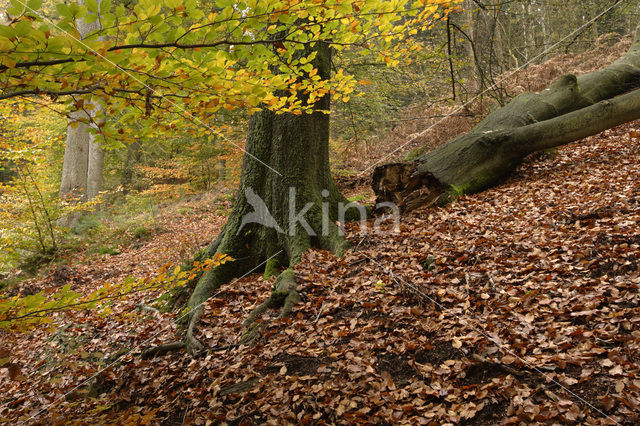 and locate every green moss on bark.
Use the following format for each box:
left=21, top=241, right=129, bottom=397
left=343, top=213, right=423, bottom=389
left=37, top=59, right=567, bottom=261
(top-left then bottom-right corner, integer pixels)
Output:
left=184, top=41, right=356, bottom=325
